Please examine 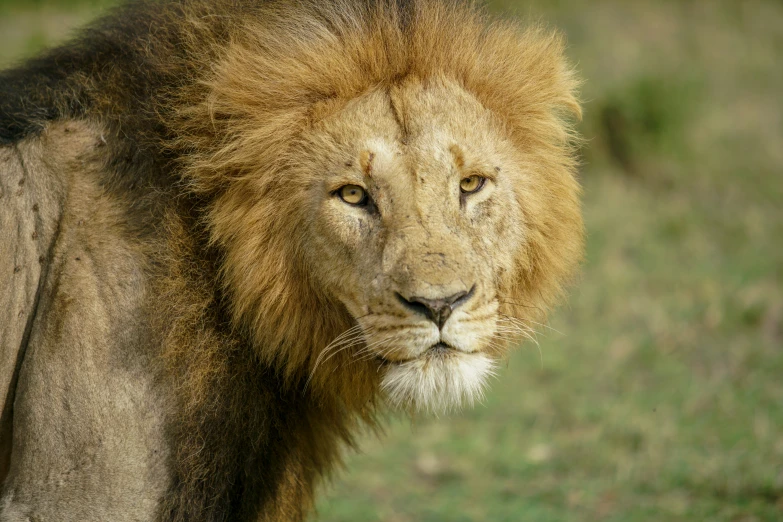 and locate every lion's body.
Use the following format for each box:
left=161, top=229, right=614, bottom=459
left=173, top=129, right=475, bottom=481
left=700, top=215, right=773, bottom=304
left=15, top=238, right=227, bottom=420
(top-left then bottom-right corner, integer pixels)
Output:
left=0, top=1, right=583, bottom=520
